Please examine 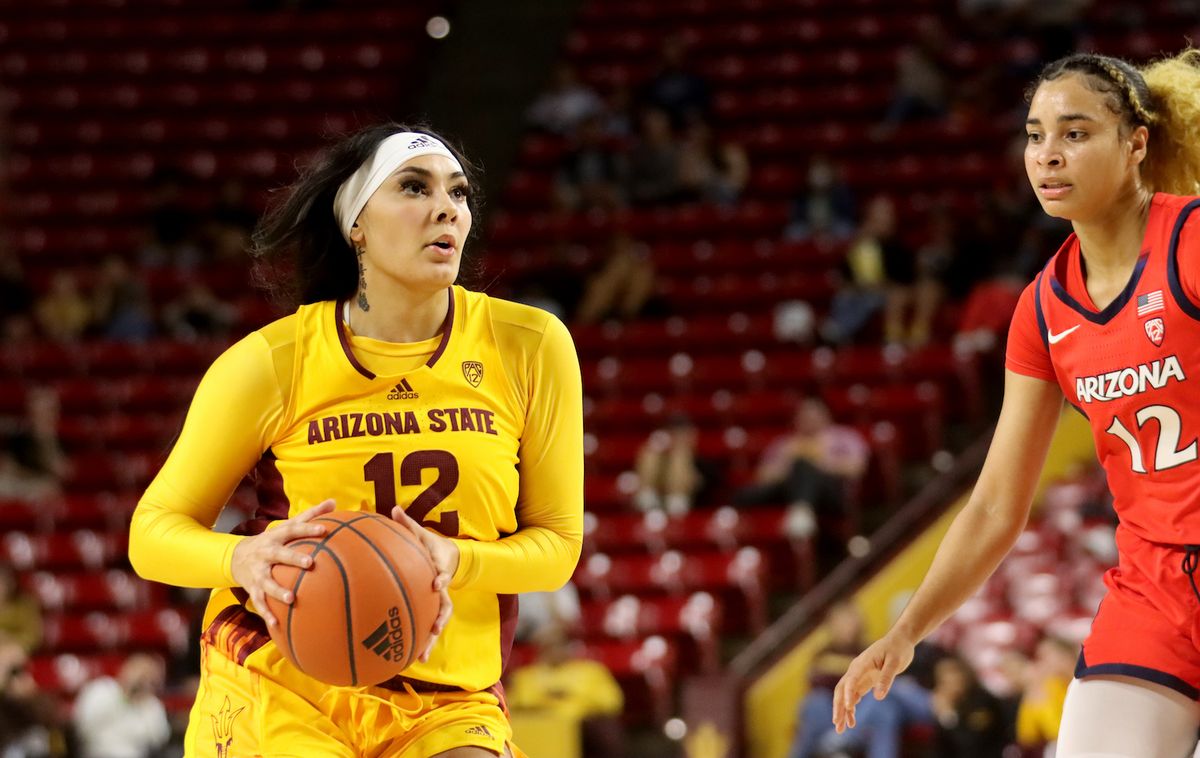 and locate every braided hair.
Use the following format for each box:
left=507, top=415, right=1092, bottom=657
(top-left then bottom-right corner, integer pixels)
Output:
left=1027, top=50, right=1200, bottom=196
